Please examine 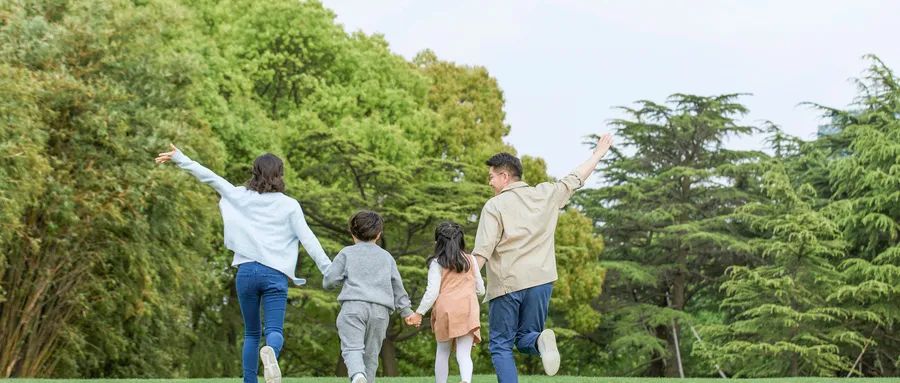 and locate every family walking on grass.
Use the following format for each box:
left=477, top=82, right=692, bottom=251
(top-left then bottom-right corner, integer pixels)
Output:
left=154, top=133, right=613, bottom=383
